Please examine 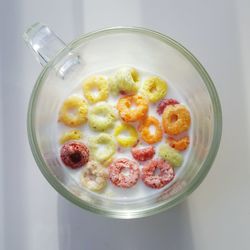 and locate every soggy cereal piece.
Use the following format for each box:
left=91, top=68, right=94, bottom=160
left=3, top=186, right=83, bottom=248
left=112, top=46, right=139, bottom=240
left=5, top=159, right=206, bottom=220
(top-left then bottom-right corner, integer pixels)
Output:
left=162, top=104, right=191, bottom=135
left=131, top=145, right=155, bottom=161
left=157, top=98, right=179, bottom=115
left=88, top=102, right=117, bottom=131
left=109, top=158, right=140, bottom=188
left=141, top=76, right=168, bottom=103
left=138, top=116, right=163, bottom=144
left=158, top=143, right=183, bottom=167
left=109, top=67, right=139, bottom=95
left=117, top=94, right=148, bottom=122
left=114, top=123, right=138, bottom=147
left=167, top=136, right=190, bottom=151
left=89, top=133, right=116, bottom=162
left=80, top=161, right=108, bottom=192
left=59, top=130, right=82, bottom=144
left=82, top=75, right=108, bottom=103
left=58, top=96, right=88, bottom=127
left=141, top=159, right=175, bottom=189
left=60, top=141, right=89, bottom=169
